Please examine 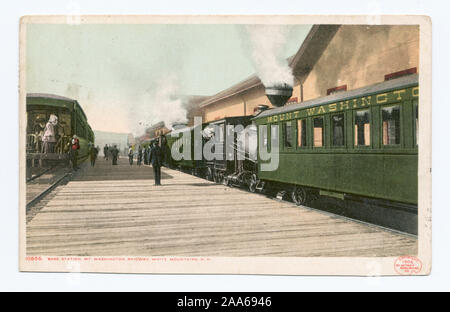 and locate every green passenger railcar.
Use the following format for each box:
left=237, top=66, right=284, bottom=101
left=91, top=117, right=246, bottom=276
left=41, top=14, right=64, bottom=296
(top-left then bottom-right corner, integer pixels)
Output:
left=253, top=74, right=418, bottom=206
left=165, top=124, right=205, bottom=175
left=26, top=93, right=94, bottom=164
